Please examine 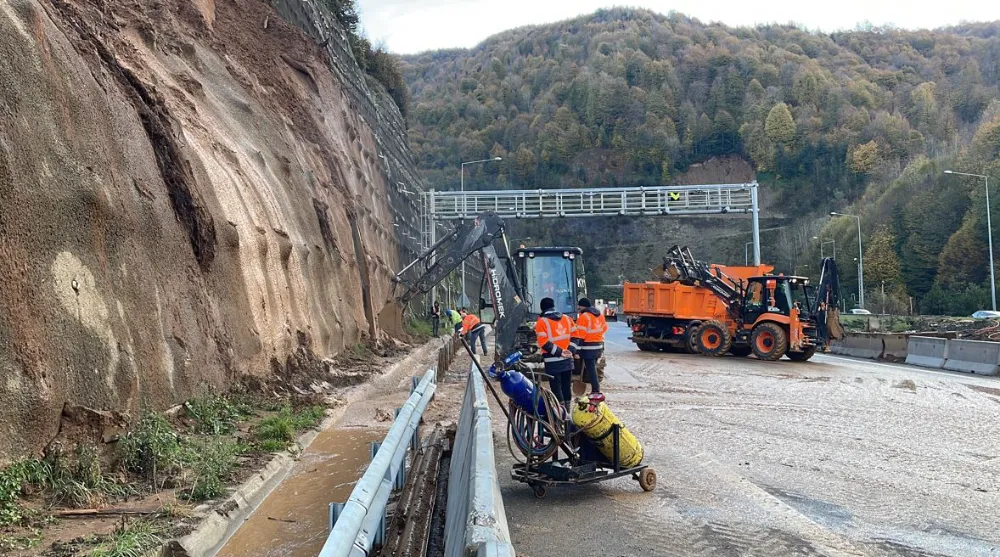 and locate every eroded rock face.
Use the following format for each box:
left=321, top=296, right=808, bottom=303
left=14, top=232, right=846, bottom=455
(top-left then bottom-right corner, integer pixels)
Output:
left=0, top=0, right=413, bottom=461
